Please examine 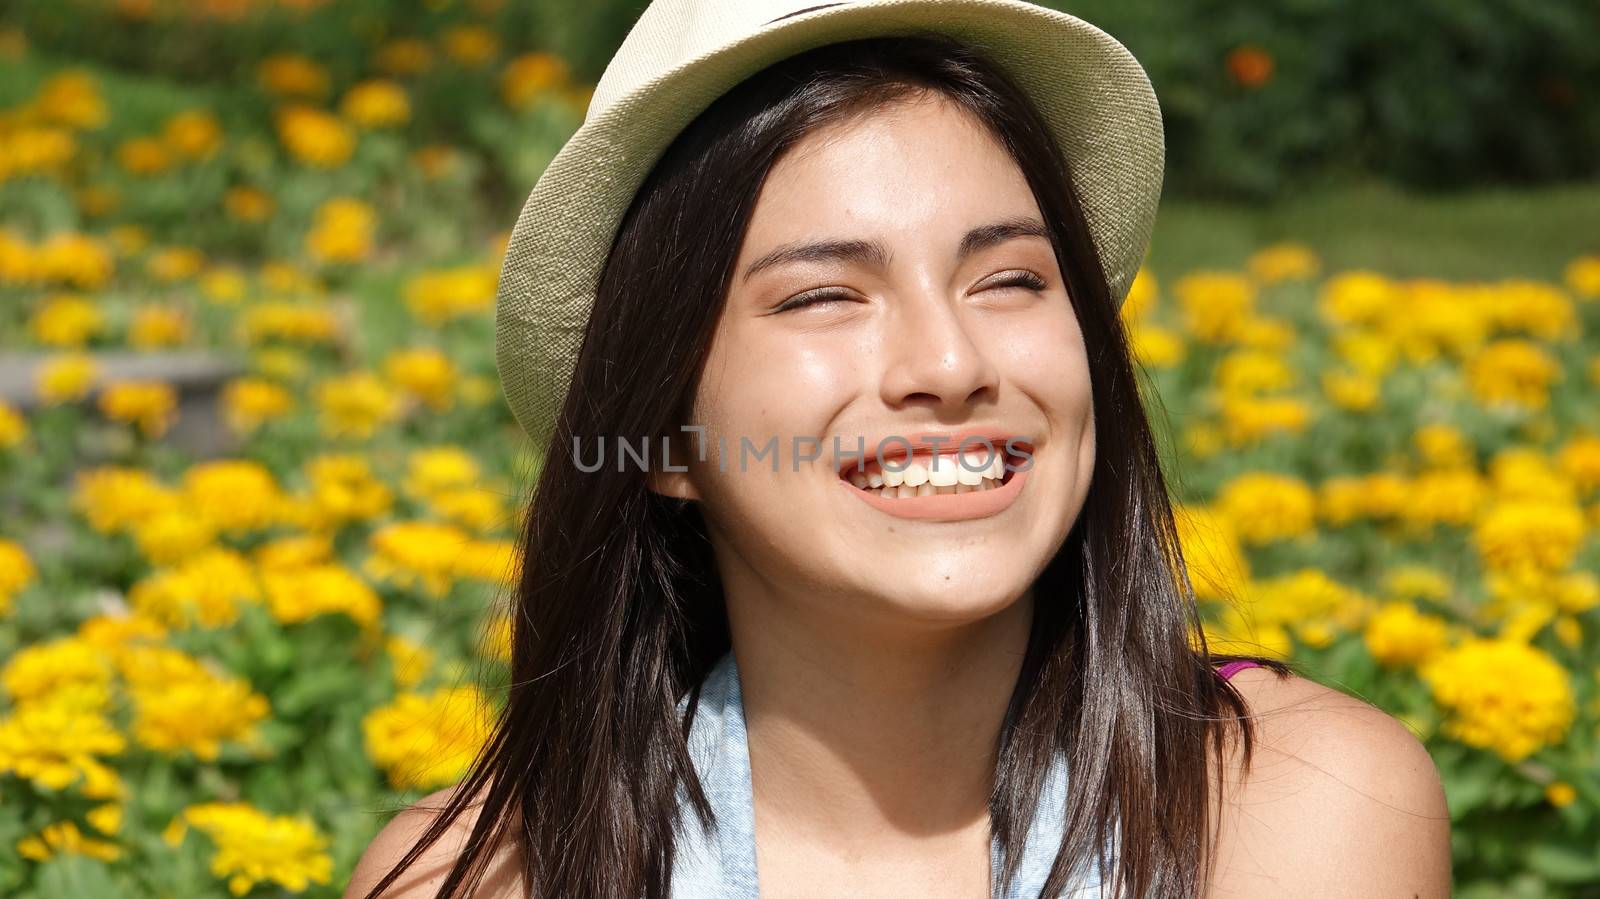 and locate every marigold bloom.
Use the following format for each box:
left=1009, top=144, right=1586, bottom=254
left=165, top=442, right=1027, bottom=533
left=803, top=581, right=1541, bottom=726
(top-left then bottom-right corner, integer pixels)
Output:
left=168, top=802, right=333, bottom=896
left=97, top=379, right=178, bottom=437
left=363, top=685, right=494, bottom=789
left=1420, top=638, right=1574, bottom=762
